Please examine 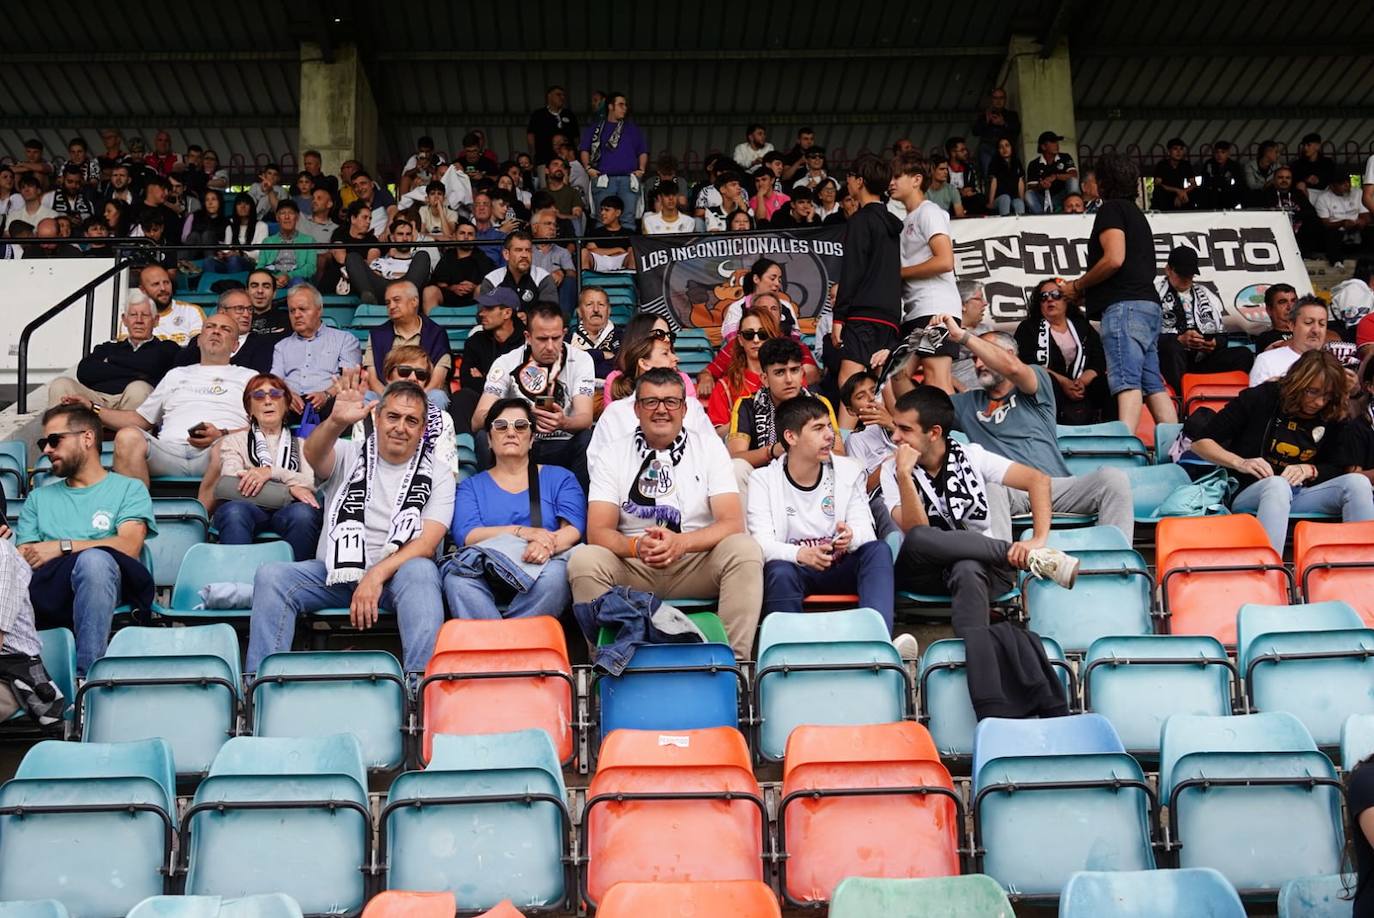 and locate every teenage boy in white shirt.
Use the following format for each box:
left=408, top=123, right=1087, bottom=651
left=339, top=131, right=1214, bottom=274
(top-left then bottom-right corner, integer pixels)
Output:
left=641, top=181, right=697, bottom=235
